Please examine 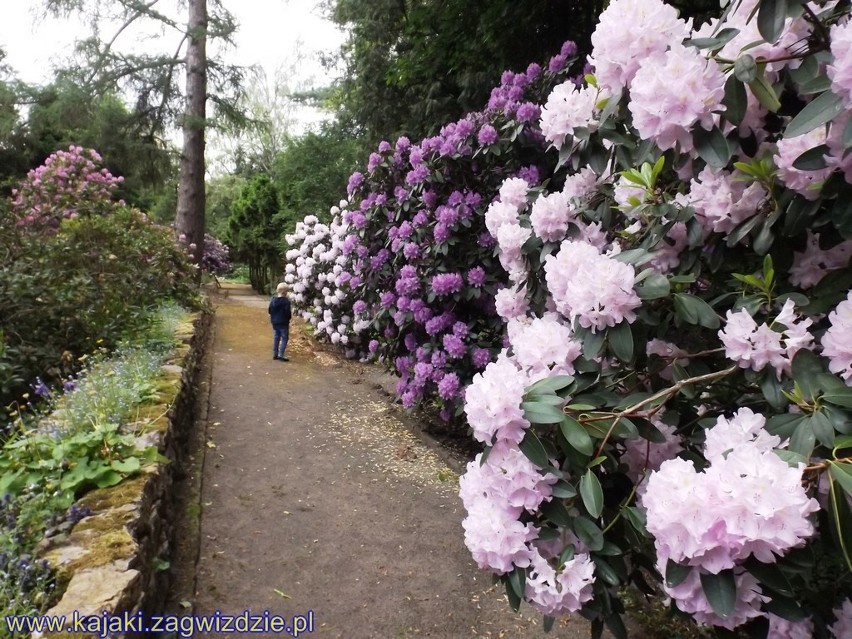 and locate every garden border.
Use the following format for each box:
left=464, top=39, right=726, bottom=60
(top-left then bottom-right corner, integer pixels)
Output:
left=32, top=305, right=213, bottom=638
